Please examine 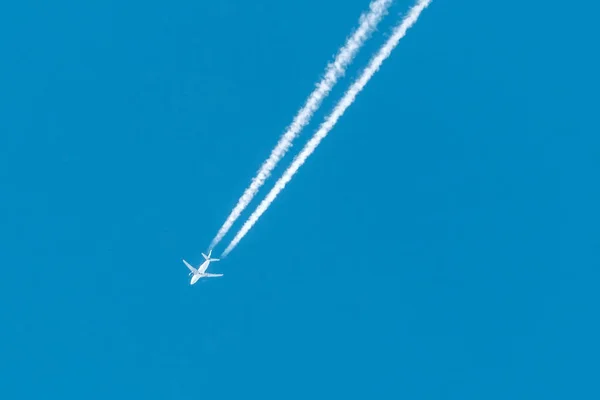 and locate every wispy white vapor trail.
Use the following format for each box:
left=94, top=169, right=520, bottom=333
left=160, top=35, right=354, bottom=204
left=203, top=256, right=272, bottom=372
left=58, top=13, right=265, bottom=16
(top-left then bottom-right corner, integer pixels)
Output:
left=222, top=0, right=431, bottom=257
left=209, top=0, right=393, bottom=250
